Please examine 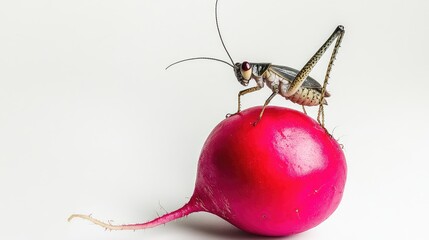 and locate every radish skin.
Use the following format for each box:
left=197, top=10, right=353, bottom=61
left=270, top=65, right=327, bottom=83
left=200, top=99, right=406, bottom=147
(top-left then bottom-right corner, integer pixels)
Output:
left=69, top=106, right=347, bottom=236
